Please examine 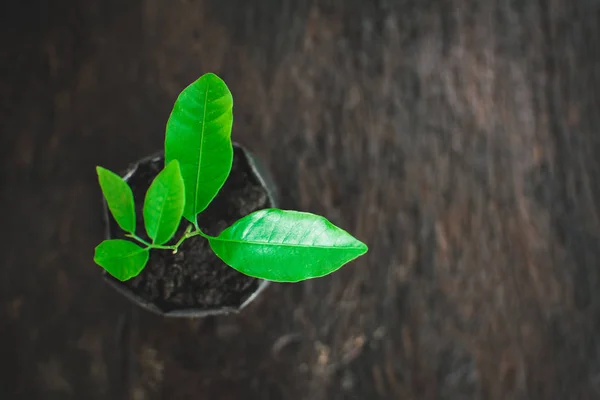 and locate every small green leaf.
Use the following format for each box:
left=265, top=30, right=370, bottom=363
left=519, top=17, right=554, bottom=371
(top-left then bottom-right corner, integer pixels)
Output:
left=94, top=239, right=149, bottom=281
left=165, top=72, right=234, bottom=224
left=208, top=209, right=368, bottom=282
left=96, top=166, right=136, bottom=233
left=143, top=160, right=185, bottom=245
